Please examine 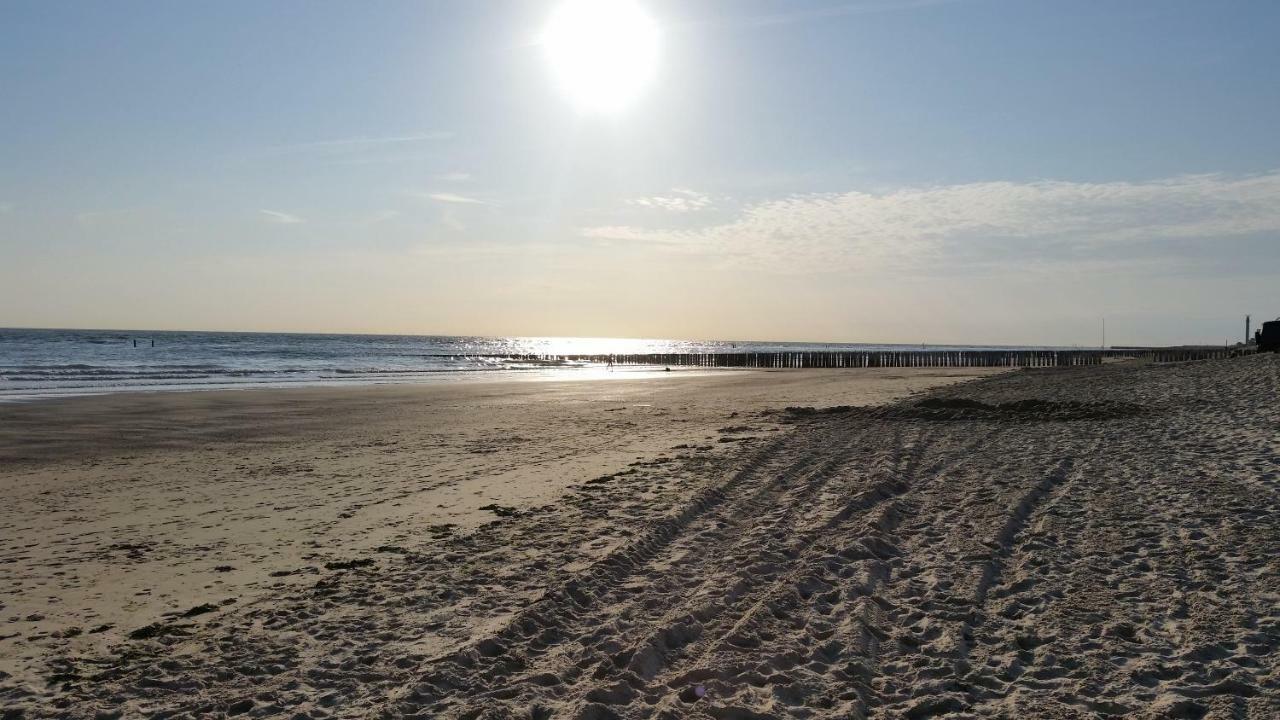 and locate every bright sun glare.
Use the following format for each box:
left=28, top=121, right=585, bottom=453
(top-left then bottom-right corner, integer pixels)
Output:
left=542, top=0, right=660, bottom=113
